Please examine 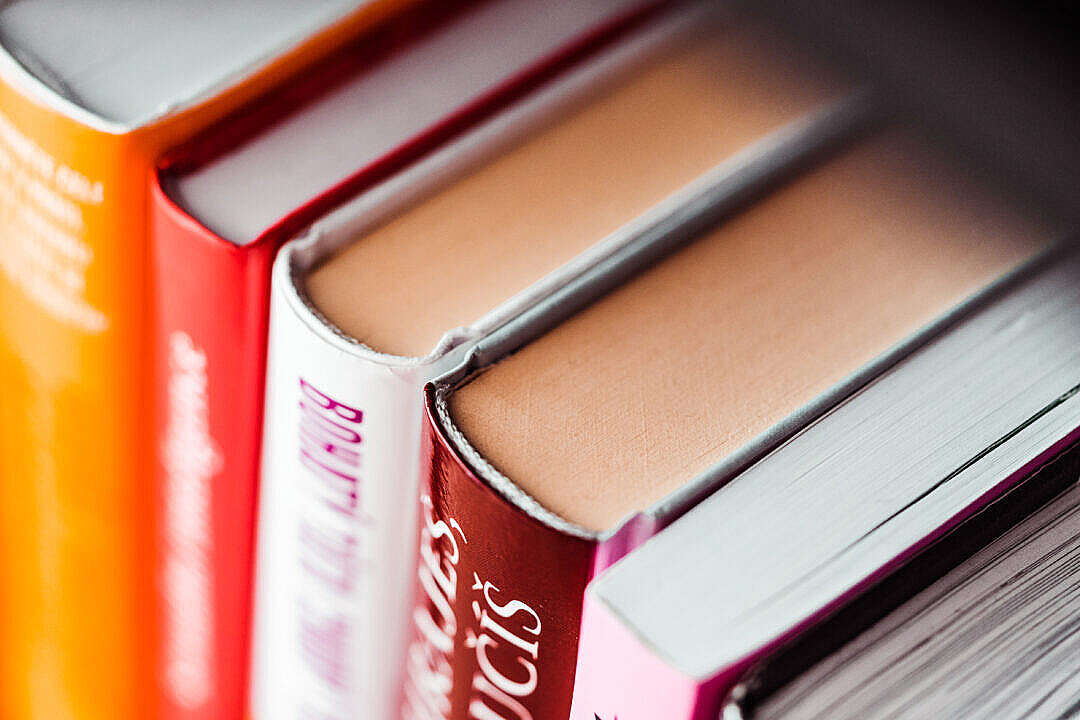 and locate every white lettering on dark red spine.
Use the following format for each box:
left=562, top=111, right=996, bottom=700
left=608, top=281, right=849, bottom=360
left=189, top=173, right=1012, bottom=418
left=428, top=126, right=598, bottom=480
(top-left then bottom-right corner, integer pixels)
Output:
left=402, top=494, right=466, bottom=719
left=465, top=576, right=541, bottom=720
left=400, top=493, right=544, bottom=720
